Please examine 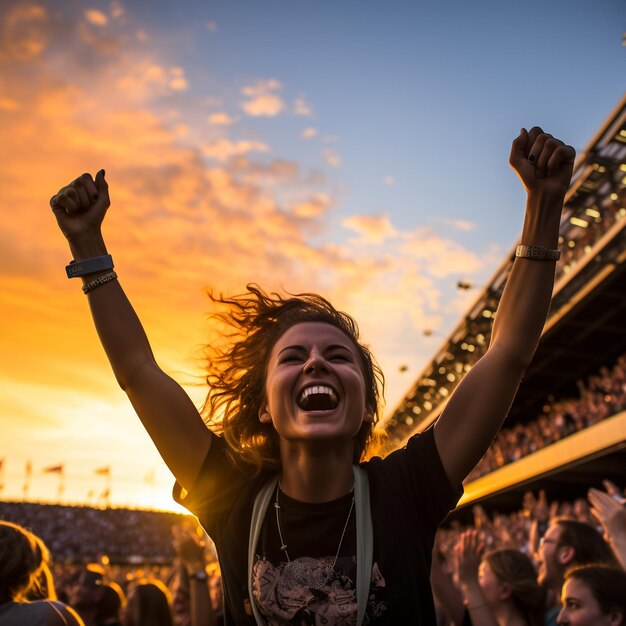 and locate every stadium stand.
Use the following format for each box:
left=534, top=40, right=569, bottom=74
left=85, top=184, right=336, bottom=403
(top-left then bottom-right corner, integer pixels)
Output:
left=0, top=502, right=186, bottom=562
